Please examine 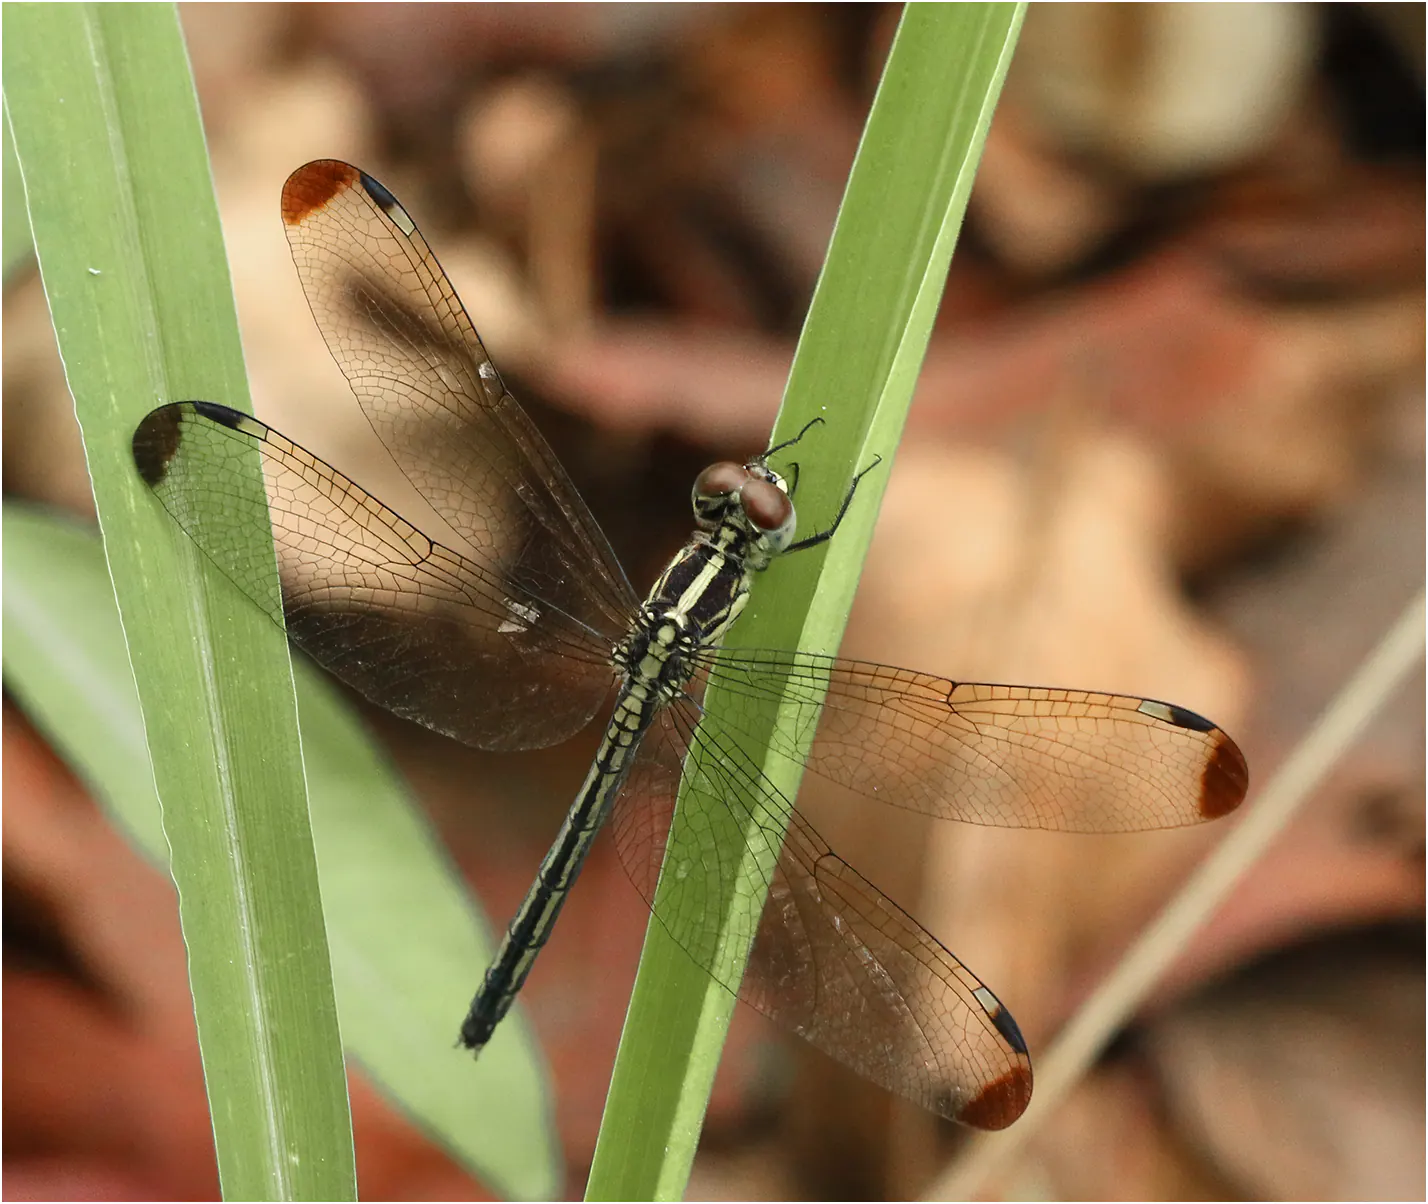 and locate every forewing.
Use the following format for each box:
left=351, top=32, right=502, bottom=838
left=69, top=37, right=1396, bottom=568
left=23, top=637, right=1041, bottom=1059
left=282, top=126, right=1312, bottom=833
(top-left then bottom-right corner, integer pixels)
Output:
left=280, top=159, right=634, bottom=640
left=610, top=699, right=1033, bottom=1130
left=132, top=401, right=615, bottom=751
left=699, top=651, right=1248, bottom=832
